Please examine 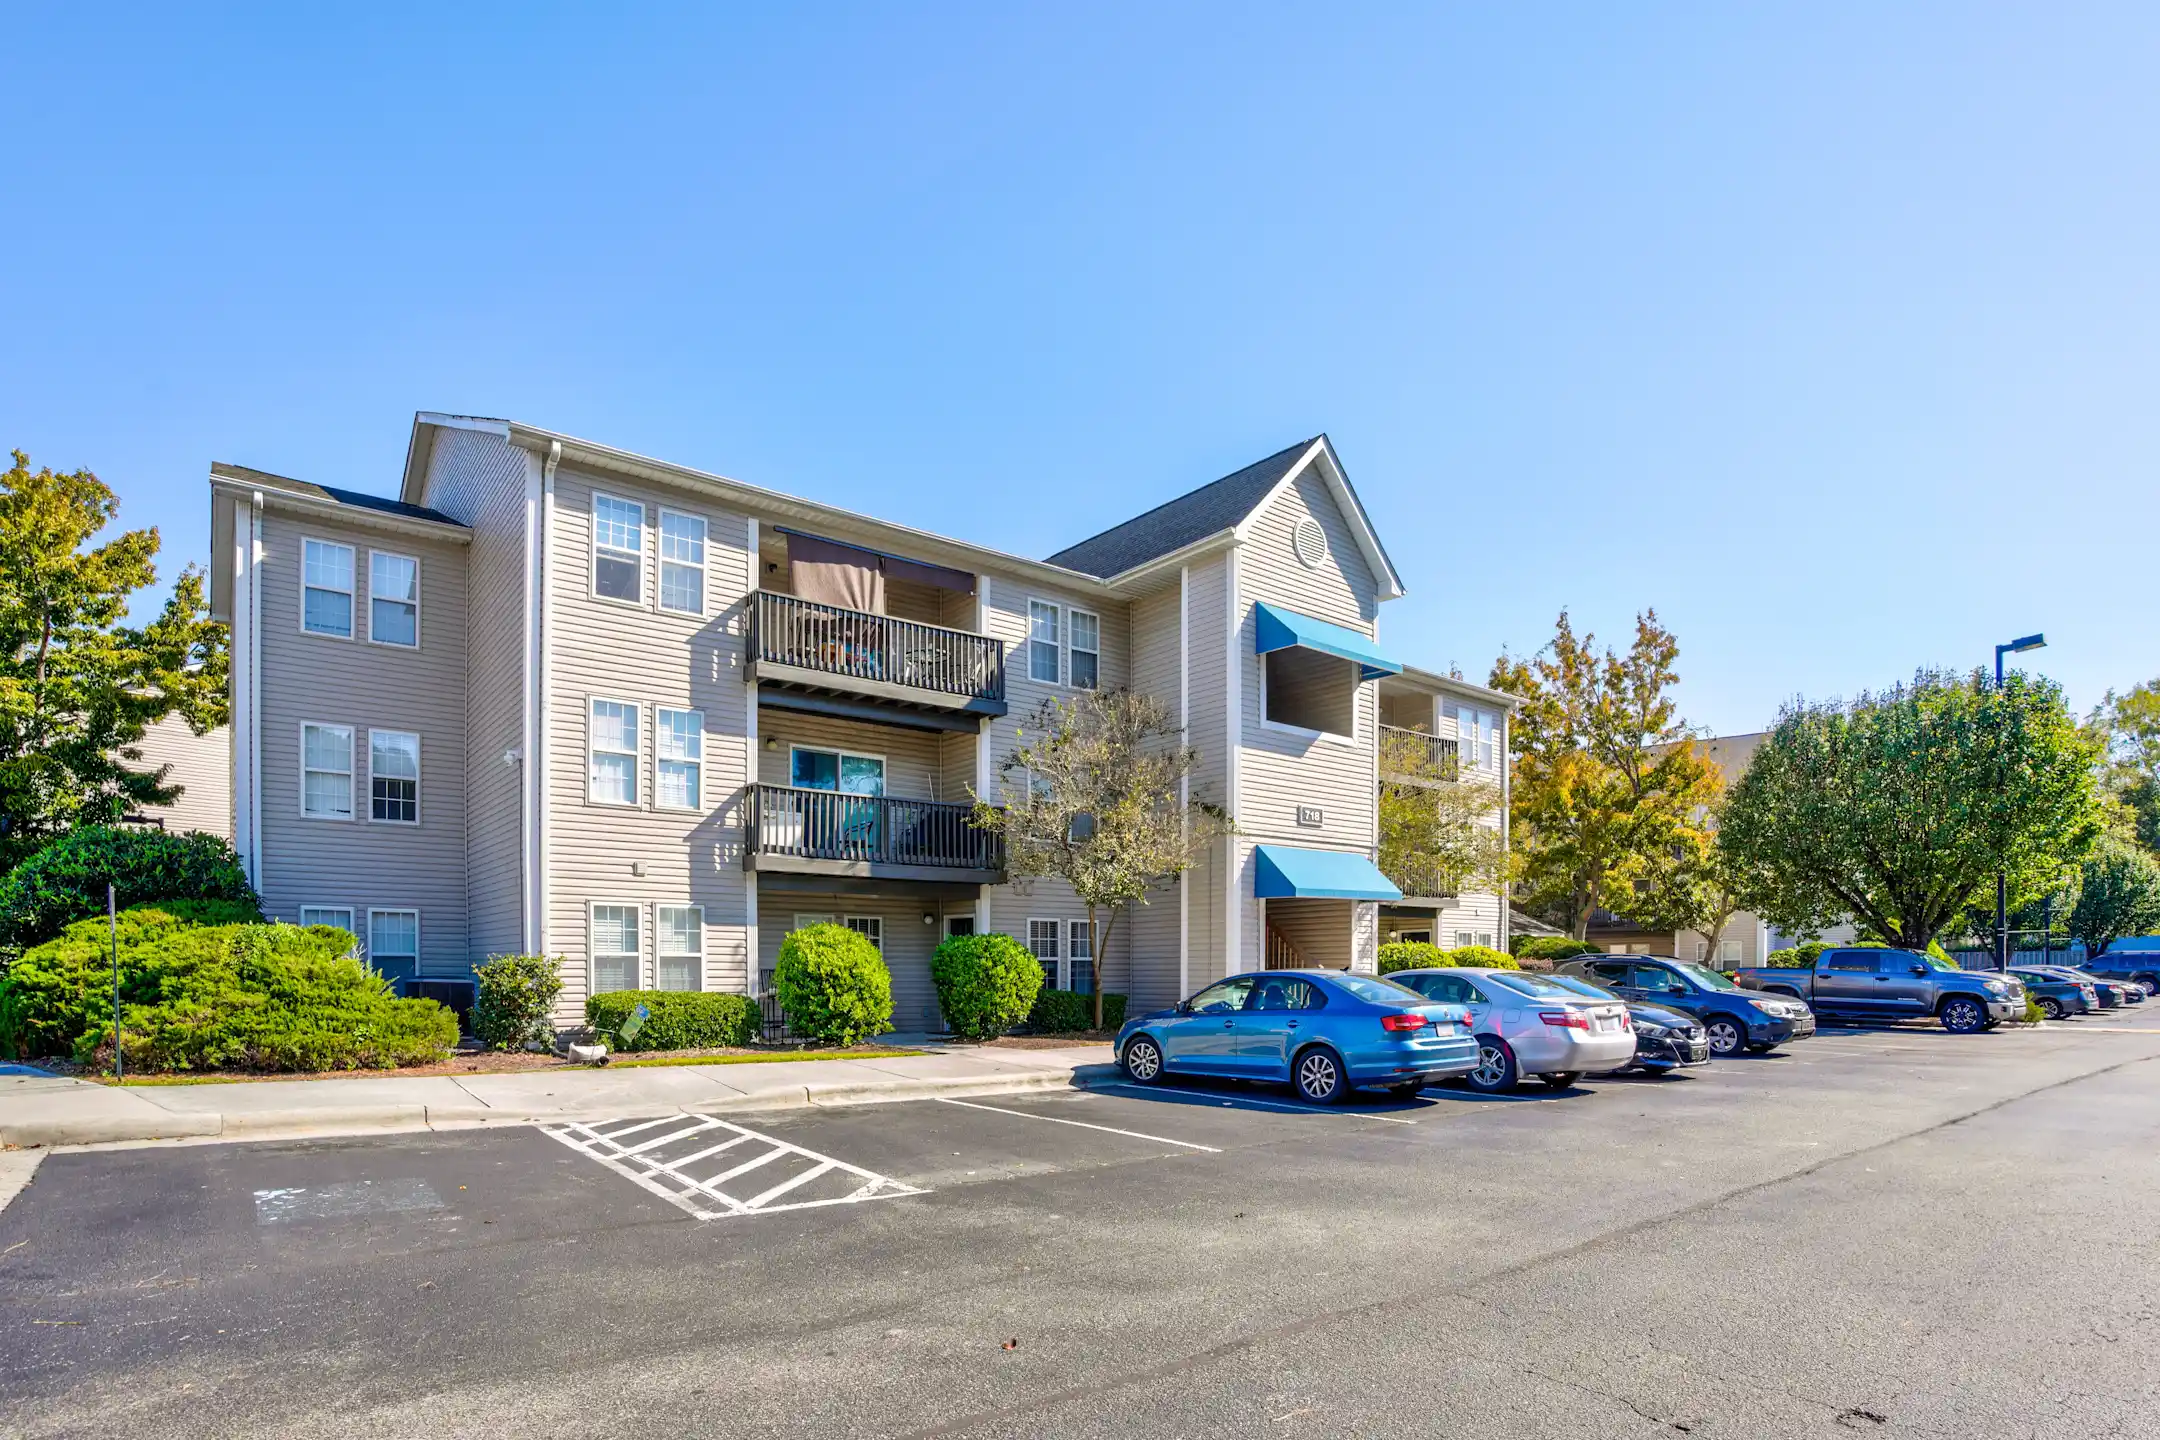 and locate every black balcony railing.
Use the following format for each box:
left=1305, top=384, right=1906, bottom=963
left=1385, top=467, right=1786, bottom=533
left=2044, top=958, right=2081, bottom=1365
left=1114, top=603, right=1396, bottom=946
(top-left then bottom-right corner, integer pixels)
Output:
left=754, top=591, right=1004, bottom=705
left=1379, top=725, right=1460, bottom=781
left=748, top=783, right=1003, bottom=873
